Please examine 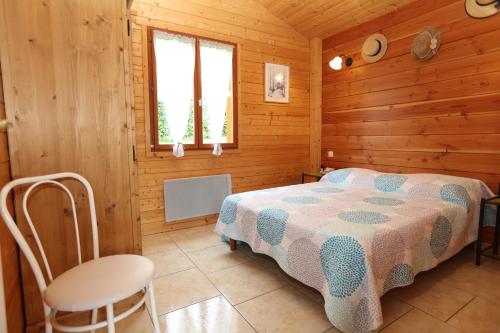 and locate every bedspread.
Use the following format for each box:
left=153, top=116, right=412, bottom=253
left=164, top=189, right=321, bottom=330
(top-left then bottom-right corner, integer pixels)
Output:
left=215, top=168, right=493, bottom=332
